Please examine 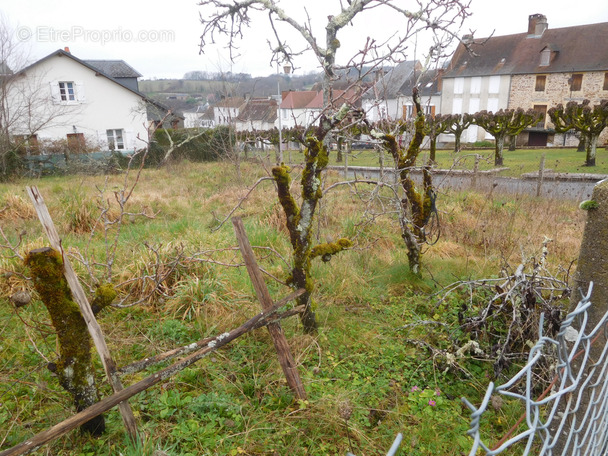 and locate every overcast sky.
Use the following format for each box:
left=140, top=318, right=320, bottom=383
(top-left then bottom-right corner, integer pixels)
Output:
left=2, top=0, right=607, bottom=79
